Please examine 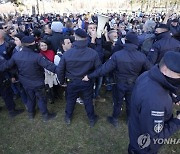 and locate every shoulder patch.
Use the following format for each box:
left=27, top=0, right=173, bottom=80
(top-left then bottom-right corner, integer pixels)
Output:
left=151, top=111, right=164, bottom=117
